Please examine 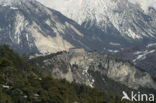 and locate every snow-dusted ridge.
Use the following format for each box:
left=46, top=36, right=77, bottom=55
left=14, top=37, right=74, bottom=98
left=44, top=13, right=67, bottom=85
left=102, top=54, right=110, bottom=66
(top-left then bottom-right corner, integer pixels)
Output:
left=0, top=0, right=92, bottom=54
left=37, top=0, right=156, bottom=40
left=0, top=0, right=156, bottom=55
